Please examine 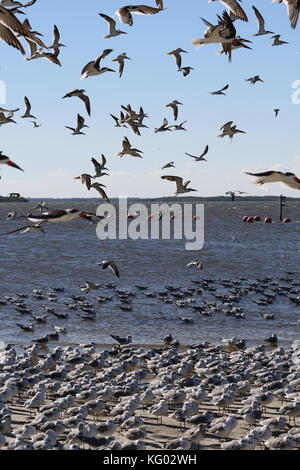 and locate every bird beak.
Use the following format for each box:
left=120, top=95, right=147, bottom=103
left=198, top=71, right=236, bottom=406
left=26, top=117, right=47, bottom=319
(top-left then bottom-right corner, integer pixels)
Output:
left=7, top=161, right=23, bottom=171
left=79, top=212, right=95, bottom=221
